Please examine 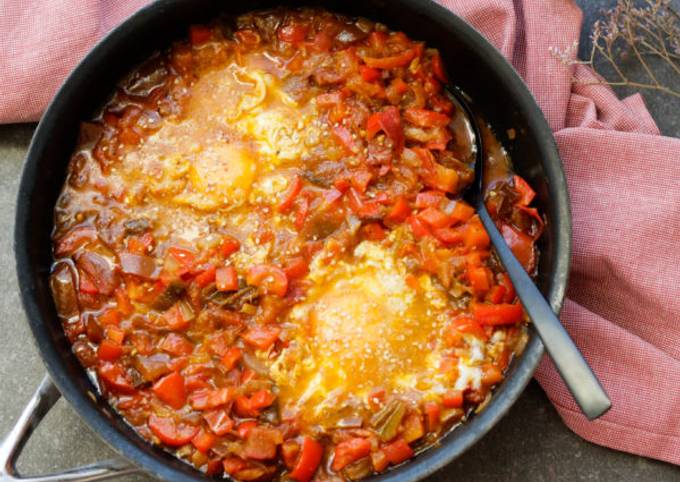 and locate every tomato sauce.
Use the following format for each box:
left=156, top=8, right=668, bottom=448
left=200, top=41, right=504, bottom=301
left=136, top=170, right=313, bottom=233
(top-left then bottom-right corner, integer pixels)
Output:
left=50, top=8, right=543, bottom=481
